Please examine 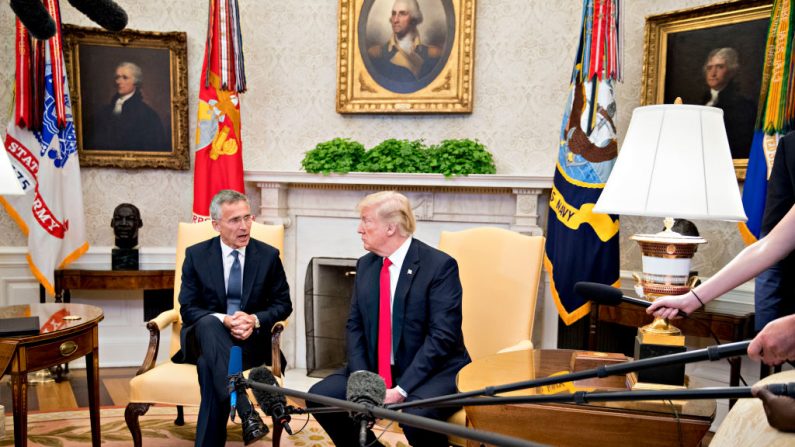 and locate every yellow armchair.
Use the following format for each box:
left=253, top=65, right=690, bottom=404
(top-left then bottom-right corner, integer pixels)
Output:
left=438, top=226, right=545, bottom=446
left=124, top=221, right=288, bottom=447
